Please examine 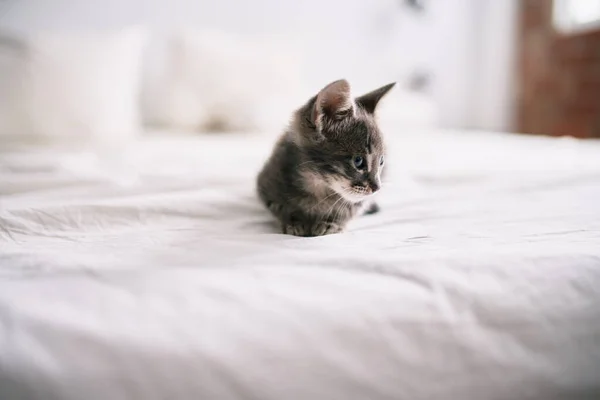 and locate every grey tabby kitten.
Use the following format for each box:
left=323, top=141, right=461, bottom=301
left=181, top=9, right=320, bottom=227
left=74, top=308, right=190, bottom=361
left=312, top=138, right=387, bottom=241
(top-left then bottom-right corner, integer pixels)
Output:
left=257, top=79, right=395, bottom=237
